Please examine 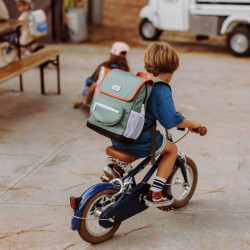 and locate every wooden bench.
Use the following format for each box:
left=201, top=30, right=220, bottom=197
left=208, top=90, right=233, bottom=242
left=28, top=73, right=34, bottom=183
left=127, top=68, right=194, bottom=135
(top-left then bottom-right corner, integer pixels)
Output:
left=0, top=48, right=63, bottom=94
